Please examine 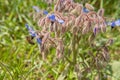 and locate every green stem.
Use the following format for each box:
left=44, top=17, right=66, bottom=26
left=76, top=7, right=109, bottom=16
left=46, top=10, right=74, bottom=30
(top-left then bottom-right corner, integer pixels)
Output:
left=64, top=56, right=73, bottom=64
left=72, top=35, right=77, bottom=65
left=100, top=0, right=103, bottom=8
